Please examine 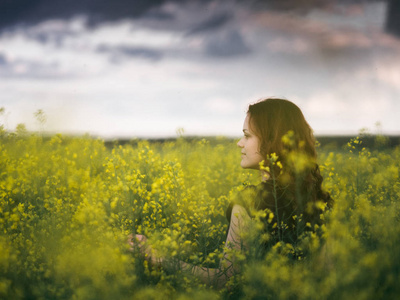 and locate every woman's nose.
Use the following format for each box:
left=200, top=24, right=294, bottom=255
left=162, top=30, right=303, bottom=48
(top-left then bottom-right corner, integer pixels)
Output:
left=237, top=139, right=243, bottom=148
